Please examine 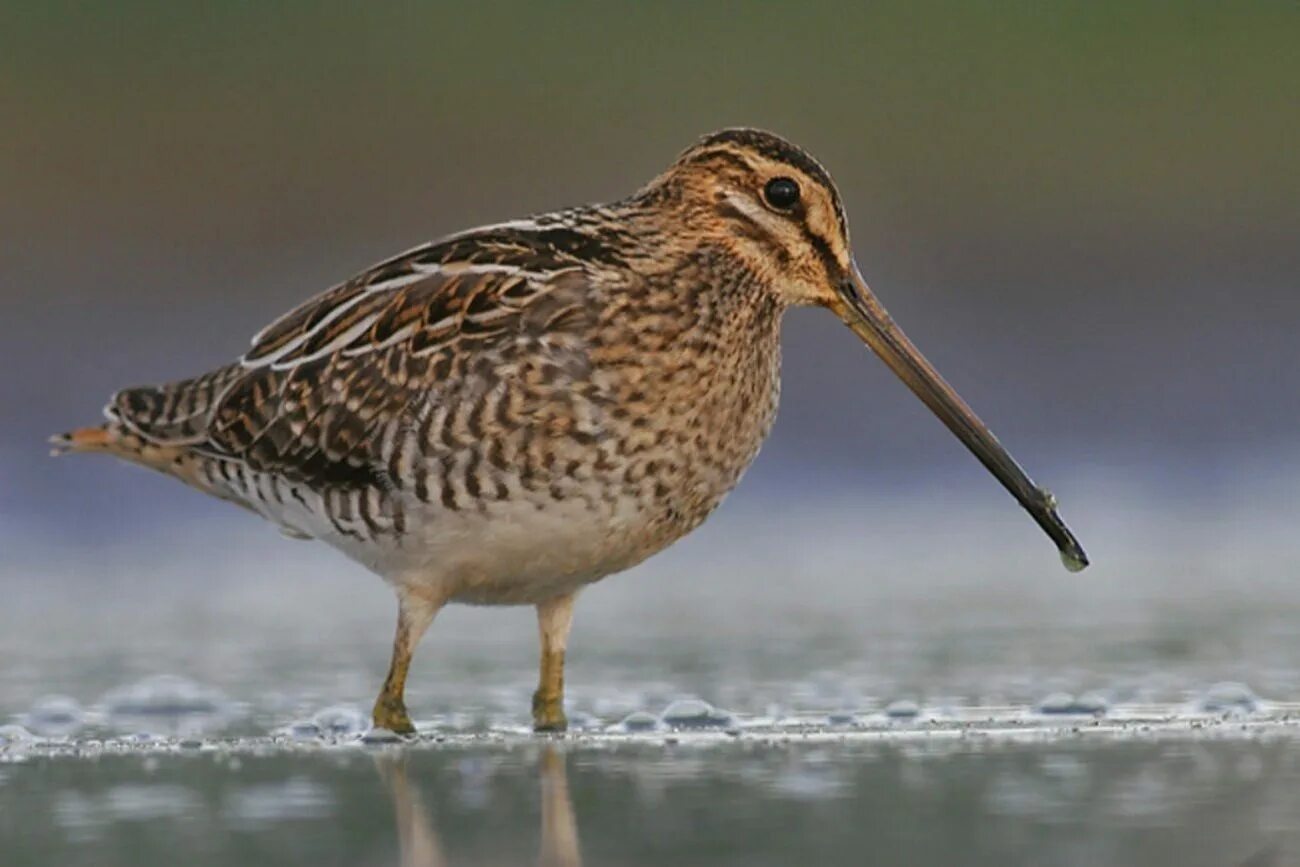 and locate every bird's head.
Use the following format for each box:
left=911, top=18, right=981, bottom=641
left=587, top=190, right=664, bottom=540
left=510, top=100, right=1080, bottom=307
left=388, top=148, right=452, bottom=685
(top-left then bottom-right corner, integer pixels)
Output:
left=647, top=128, right=1089, bottom=572
left=650, top=128, right=854, bottom=307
